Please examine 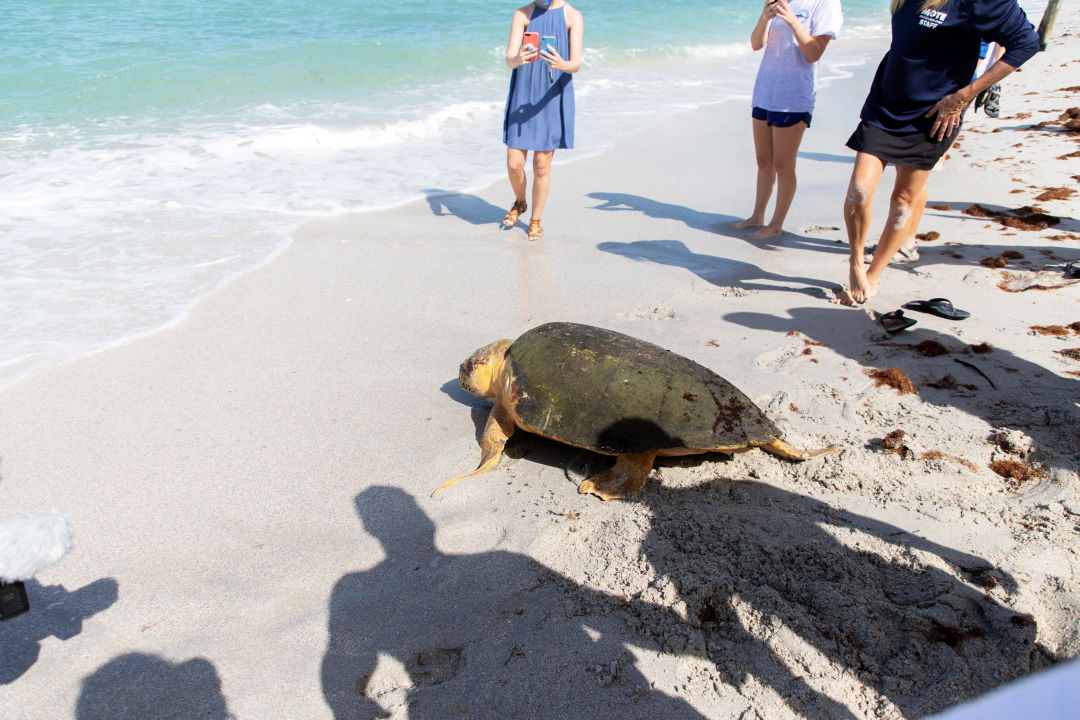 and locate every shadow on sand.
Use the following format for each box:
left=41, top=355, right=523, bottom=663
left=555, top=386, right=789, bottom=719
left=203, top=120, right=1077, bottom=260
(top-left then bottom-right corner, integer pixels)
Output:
left=797, top=150, right=855, bottom=164
left=598, top=238, right=837, bottom=298
left=321, top=486, right=706, bottom=719
left=77, top=652, right=234, bottom=719
left=586, top=191, right=848, bottom=254
left=321, top=483, right=1048, bottom=719
left=617, top=478, right=1049, bottom=718
left=424, top=190, right=507, bottom=227
left=724, top=304, right=1080, bottom=473
left=0, top=577, right=118, bottom=685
